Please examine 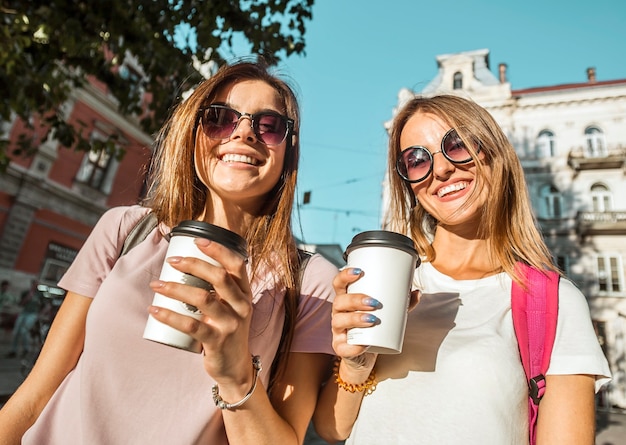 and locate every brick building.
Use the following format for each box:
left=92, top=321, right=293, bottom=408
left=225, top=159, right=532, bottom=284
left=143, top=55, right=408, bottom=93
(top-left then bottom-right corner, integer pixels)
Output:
left=0, top=78, right=153, bottom=295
